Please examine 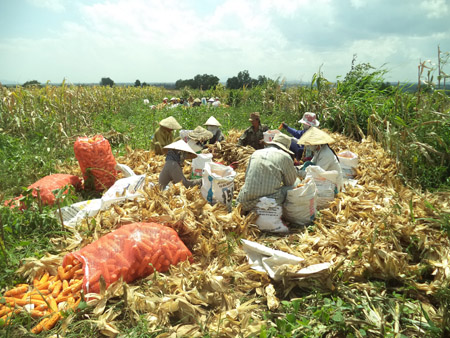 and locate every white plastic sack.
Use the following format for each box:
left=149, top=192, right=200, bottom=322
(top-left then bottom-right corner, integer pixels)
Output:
left=254, top=197, right=289, bottom=233
left=191, top=153, right=213, bottom=178
left=283, top=179, right=317, bottom=226
left=115, top=163, right=136, bottom=178
left=201, top=162, right=236, bottom=207
left=241, top=239, right=331, bottom=281
left=305, top=166, right=338, bottom=210
left=60, top=175, right=150, bottom=227
left=263, top=130, right=280, bottom=143
left=338, top=150, right=358, bottom=179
